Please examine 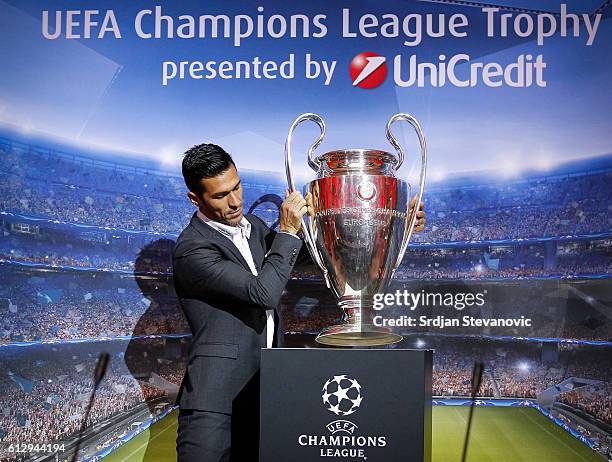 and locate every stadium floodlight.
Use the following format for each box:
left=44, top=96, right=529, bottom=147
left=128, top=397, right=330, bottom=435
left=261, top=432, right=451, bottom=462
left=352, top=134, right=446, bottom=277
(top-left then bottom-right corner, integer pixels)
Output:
left=535, top=154, right=554, bottom=171
left=430, top=169, right=446, bottom=182
left=156, top=144, right=181, bottom=167
left=518, top=361, right=530, bottom=372
left=501, top=158, right=522, bottom=178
